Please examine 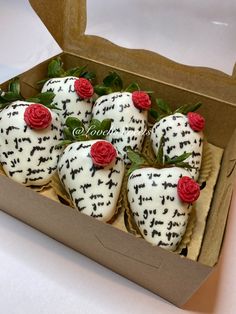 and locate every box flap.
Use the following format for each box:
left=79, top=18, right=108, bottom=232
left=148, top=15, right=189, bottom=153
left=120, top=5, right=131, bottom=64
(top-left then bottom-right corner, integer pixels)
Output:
left=29, top=0, right=236, bottom=104
left=0, top=0, right=62, bottom=84
left=86, top=0, right=236, bottom=75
